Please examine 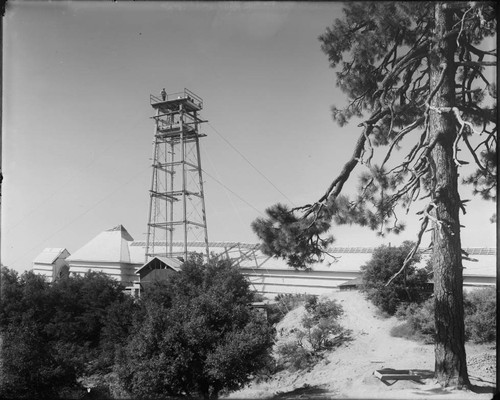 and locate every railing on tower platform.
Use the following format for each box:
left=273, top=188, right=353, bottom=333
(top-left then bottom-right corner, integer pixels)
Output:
left=150, top=88, right=203, bottom=110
